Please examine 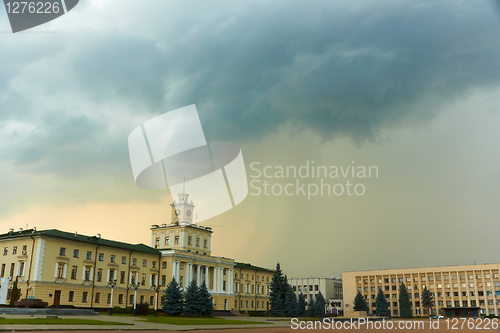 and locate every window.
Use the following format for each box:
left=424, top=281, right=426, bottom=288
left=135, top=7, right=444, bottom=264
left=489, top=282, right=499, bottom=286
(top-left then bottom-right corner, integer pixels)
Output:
left=97, top=268, right=103, bottom=282
left=107, top=293, right=111, bottom=304
left=84, top=266, right=91, bottom=281
left=120, top=271, right=126, bottom=284
left=82, top=292, right=88, bottom=303
left=165, top=237, right=169, bottom=245
left=155, top=237, right=160, bottom=248
left=132, top=258, right=137, bottom=266
left=223, top=281, right=226, bottom=291
left=140, top=295, right=145, bottom=303
left=152, top=273, right=157, bottom=286
left=152, top=261, right=157, bottom=268
left=119, top=294, right=124, bottom=304
left=122, top=256, right=127, bottom=264
left=68, top=291, right=74, bottom=302
left=141, top=273, right=146, bottom=285
left=196, top=238, right=200, bottom=247
left=0, top=264, right=4, bottom=277
left=180, top=276, right=184, bottom=287
left=57, top=263, right=64, bottom=278
left=86, top=251, right=92, bottom=260
left=175, top=236, right=179, bottom=244
left=150, top=295, right=154, bottom=305
left=143, top=259, right=147, bottom=267
left=12, top=246, right=17, bottom=255
left=204, top=239, right=207, bottom=248
left=59, top=247, right=66, bottom=256
left=71, top=266, right=78, bottom=280
left=109, top=269, right=116, bottom=282
left=188, top=236, right=192, bottom=245
left=161, top=275, right=166, bottom=286
left=224, top=269, right=227, bottom=275
left=162, top=262, right=167, bottom=269
left=130, top=294, right=134, bottom=305
left=98, top=253, right=104, bottom=261
left=110, top=255, right=116, bottom=263
left=73, top=249, right=79, bottom=258
left=95, top=293, right=101, bottom=303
